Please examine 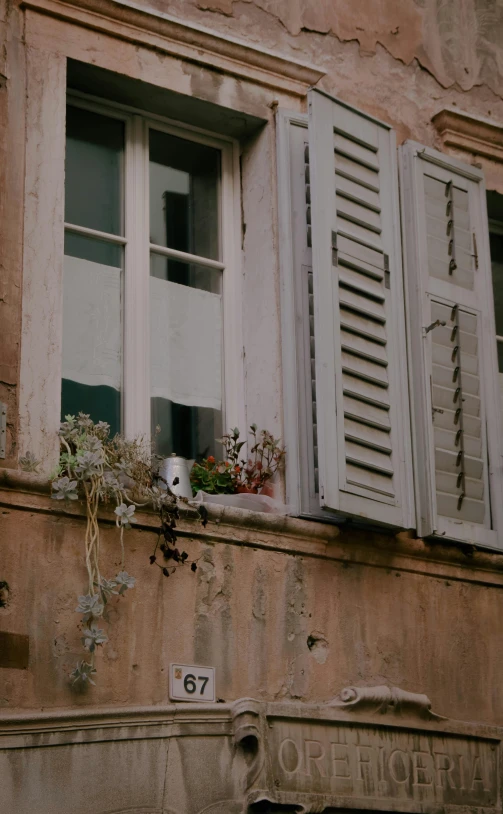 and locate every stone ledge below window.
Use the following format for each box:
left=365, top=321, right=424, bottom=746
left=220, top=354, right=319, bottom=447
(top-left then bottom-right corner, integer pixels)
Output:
left=2, top=468, right=503, bottom=586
